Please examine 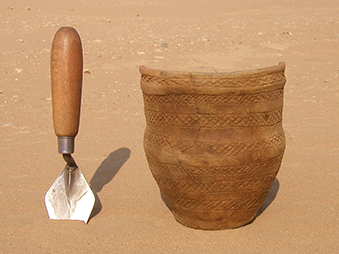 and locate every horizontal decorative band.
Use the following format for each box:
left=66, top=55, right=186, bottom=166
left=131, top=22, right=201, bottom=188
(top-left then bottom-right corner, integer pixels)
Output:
left=143, top=89, right=283, bottom=105
left=141, top=71, right=285, bottom=88
left=147, top=153, right=283, bottom=177
left=144, top=130, right=285, bottom=157
left=145, top=107, right=283, bottom=128
left=166, top=192, right=268, bottom=211
left=154, top=173, right=276, bottom=194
